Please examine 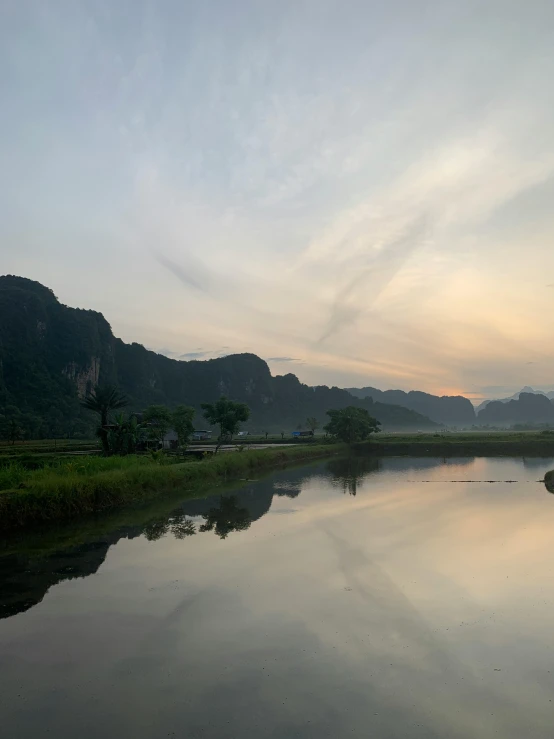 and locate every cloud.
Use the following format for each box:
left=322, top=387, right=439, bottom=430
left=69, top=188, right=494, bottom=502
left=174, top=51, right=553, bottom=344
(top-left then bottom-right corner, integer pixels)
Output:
left=154, top=252, right=208, bottom=293
left=317, top=216, right=429, bottom=342
left=267, top=356, right=302, bottom=363
left=4, top=2, right=554, bottom=400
